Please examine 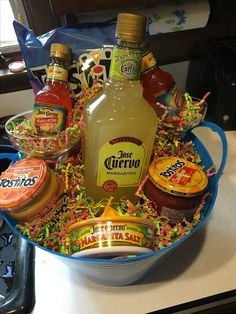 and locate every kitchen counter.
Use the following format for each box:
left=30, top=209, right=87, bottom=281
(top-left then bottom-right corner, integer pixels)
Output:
left=31, top=129, right=236, bottom=314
